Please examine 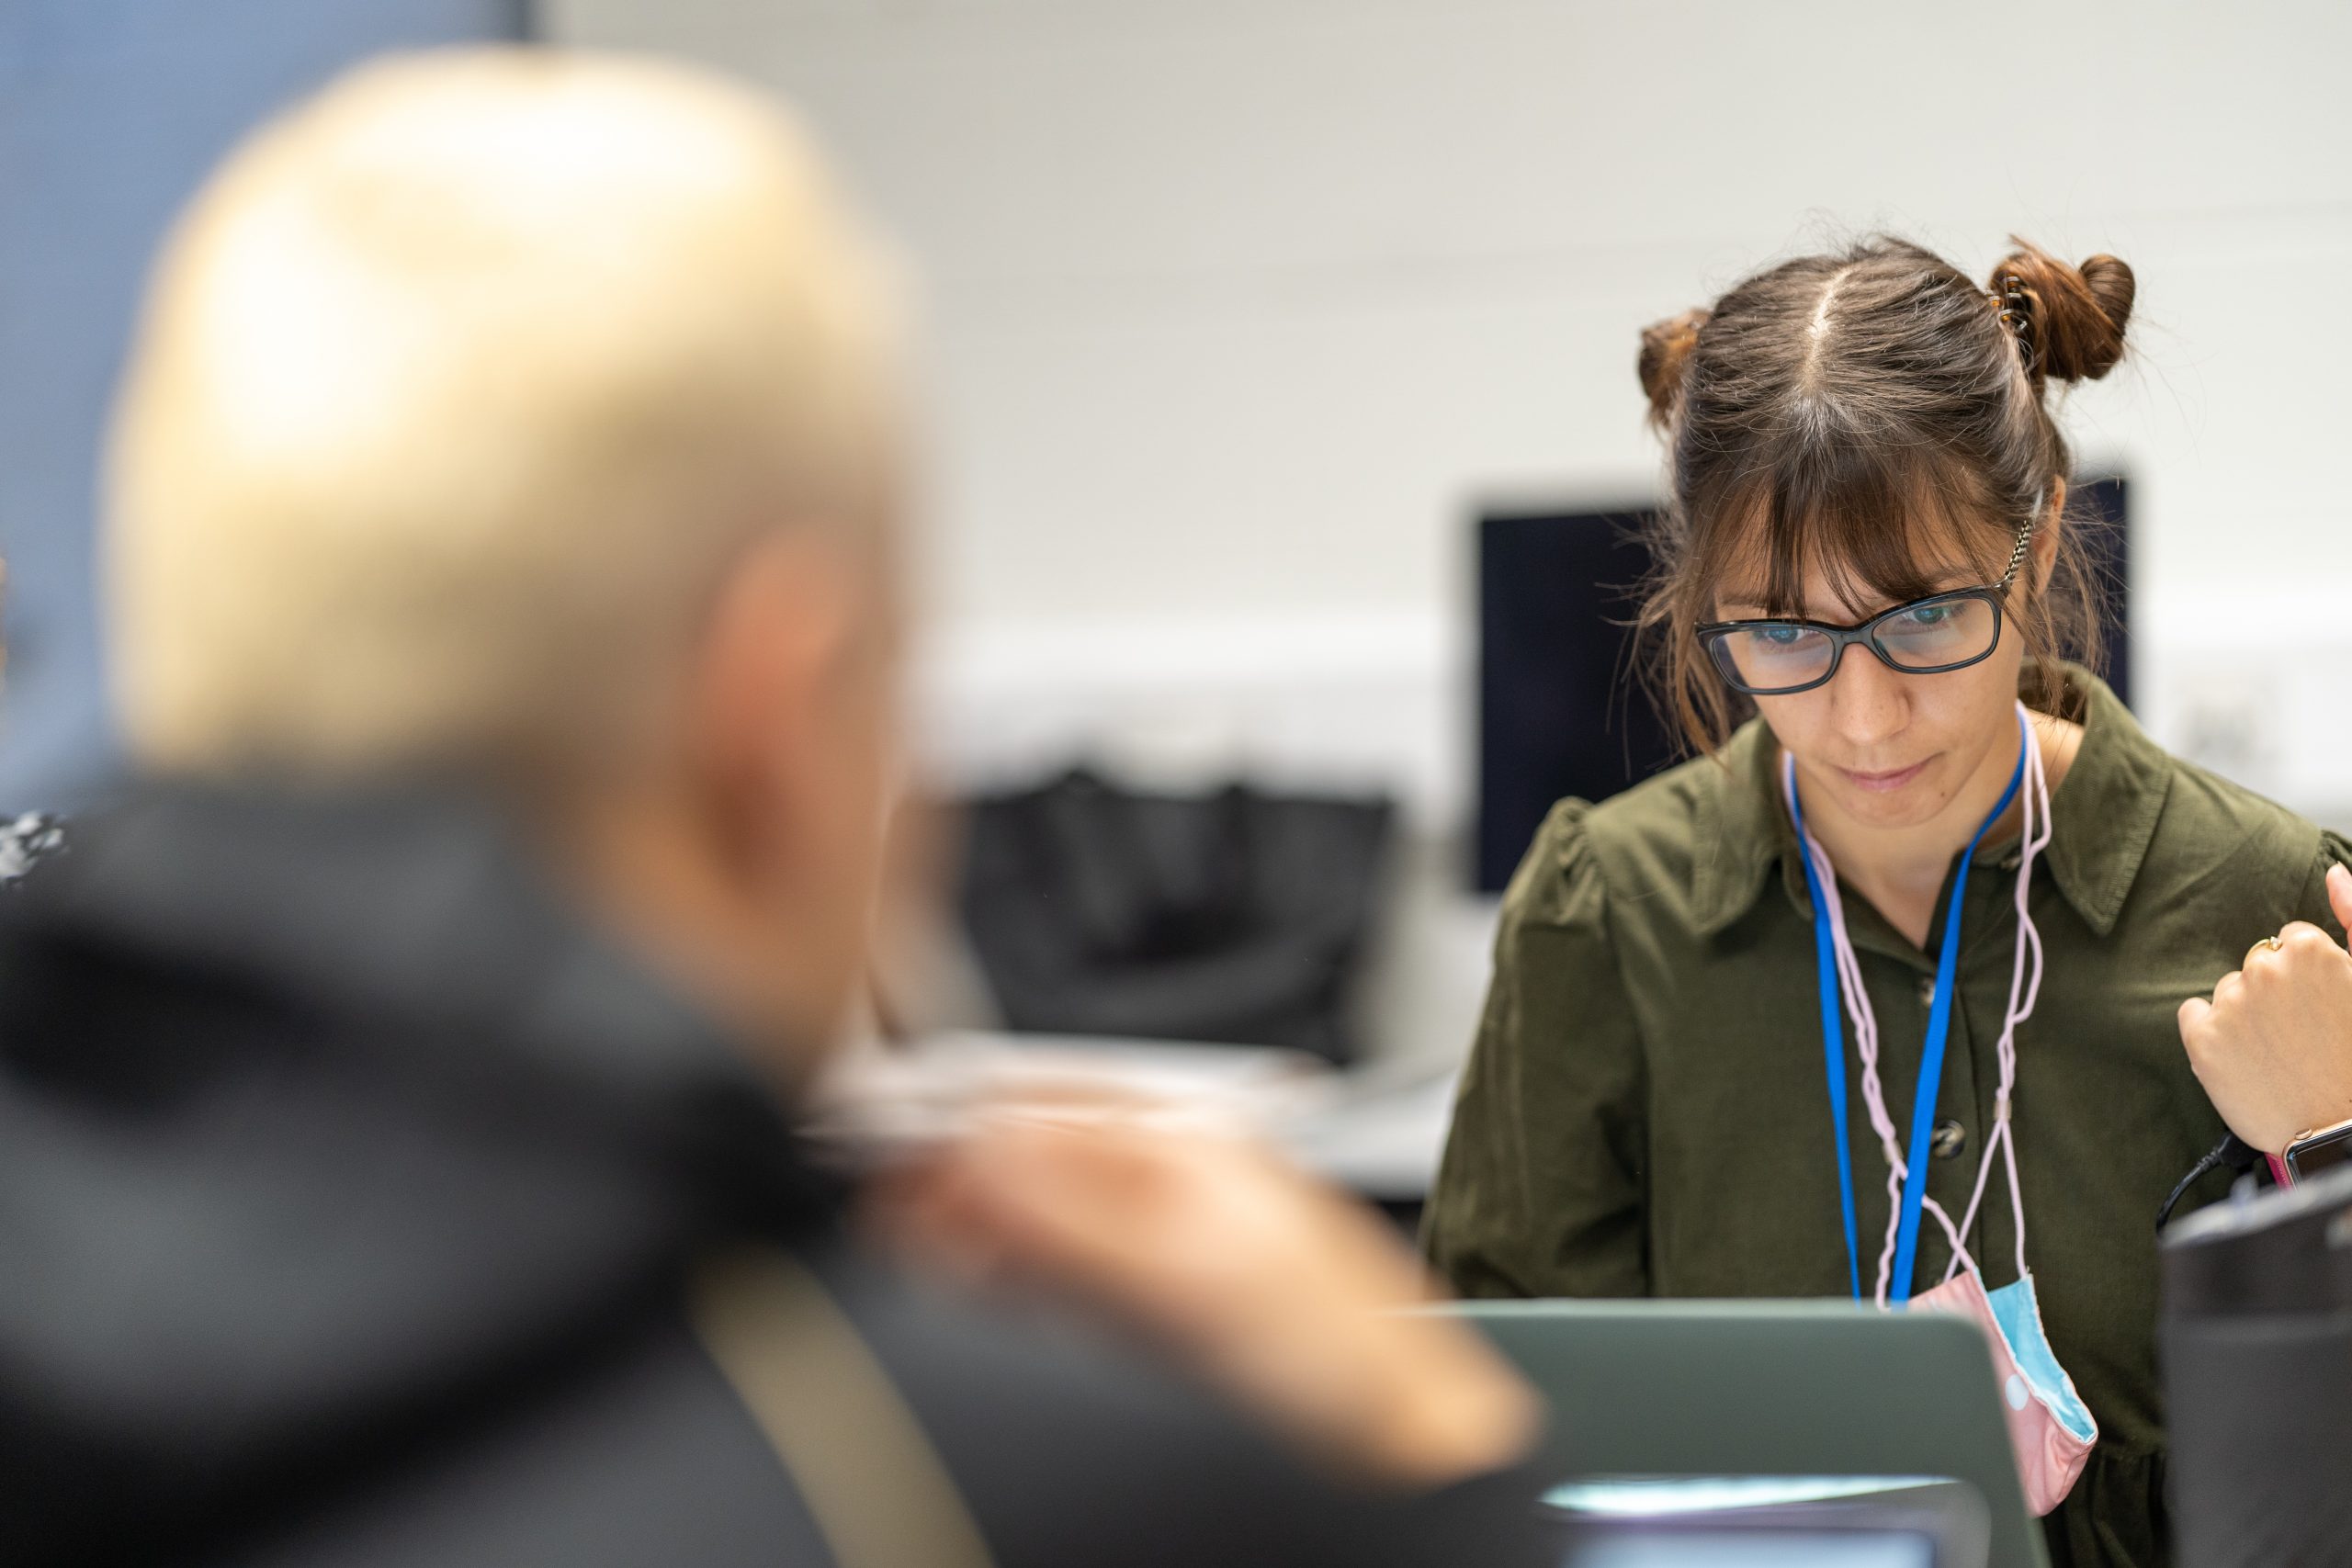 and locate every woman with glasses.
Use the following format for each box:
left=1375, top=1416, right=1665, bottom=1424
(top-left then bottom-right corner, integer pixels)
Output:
left=1423, top=236, right=2352, bottom=1568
